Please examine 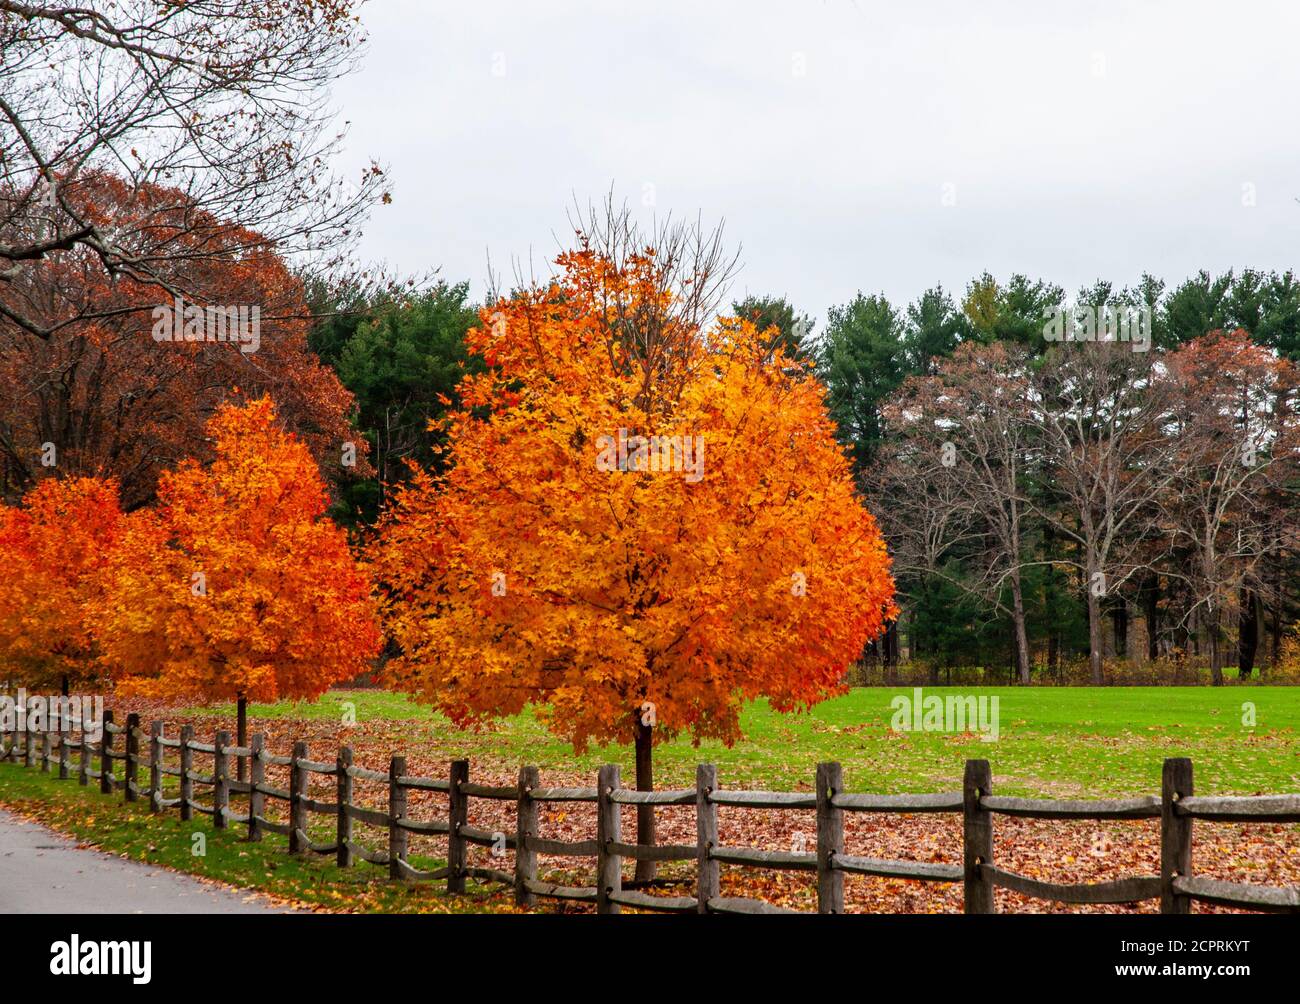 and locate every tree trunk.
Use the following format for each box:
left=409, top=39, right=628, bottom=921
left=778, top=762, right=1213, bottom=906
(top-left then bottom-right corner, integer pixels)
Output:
left=1208, top=608, right=1224, bottom=686
left=1270, top=562, right=1283, bottom=669
left=921, top=577, right=939, bottom=684
left=883, top=619, right=899, bottom=673
left=60, top=674, right=69, bottom=697
left=237, top=694, right=247, bottom=783
left=1086, top=588, right=1104, bottom=685
left=1143, top=574, right=1159, bottom=661
left=1237, top=588, right=1258, bottom=679
left=1269, top=596, right=1280, bottom=672
left=633, top=716, right=656, bottom=882
left=1011, top=571, right=1031, bottom=684
left=1112, top=600, right=1129, bottom=660
left=1043, top=526, right=1060, bottom=673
